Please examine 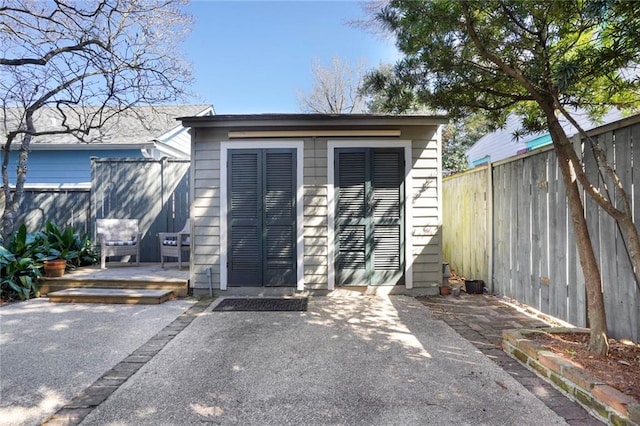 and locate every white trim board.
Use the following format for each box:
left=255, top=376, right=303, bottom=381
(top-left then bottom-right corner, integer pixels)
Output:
left=327, top=140, right=413, bottom=291
left=220, top=140, right=305, bottom=291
